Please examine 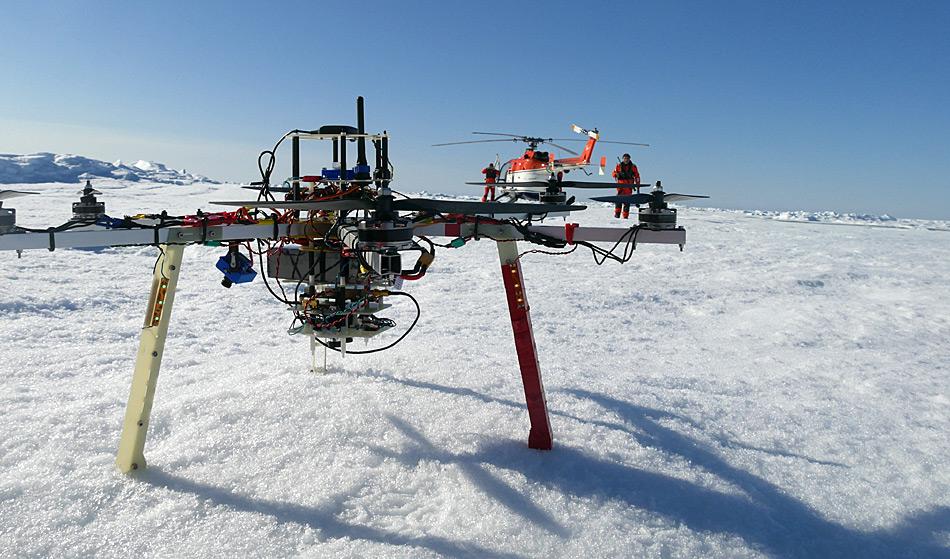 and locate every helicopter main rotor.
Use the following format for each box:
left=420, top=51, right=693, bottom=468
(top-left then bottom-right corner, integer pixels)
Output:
left=433, top=132, right=580, bottom=155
